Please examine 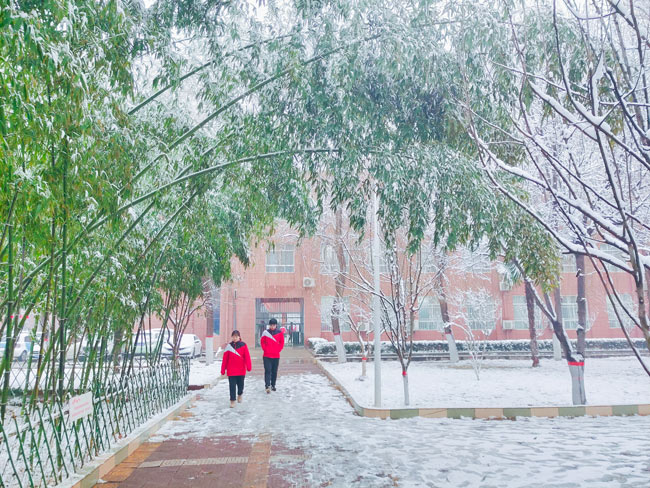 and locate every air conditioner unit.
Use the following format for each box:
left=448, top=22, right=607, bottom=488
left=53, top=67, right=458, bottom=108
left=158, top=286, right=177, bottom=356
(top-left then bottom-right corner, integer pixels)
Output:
left=502, top=320, right=516, bottom=330
left=302, top=277, right=316, bottom=288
